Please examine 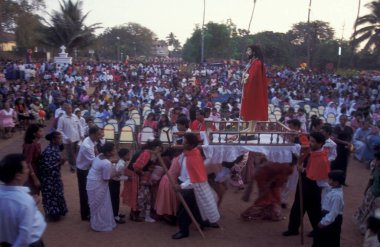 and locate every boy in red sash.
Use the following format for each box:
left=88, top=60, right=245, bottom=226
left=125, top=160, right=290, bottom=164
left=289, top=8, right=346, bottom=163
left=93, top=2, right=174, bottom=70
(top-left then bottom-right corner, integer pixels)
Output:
left=283, top=132, right=330, bottom=237
left=172, top=133, right=220, bottom=239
